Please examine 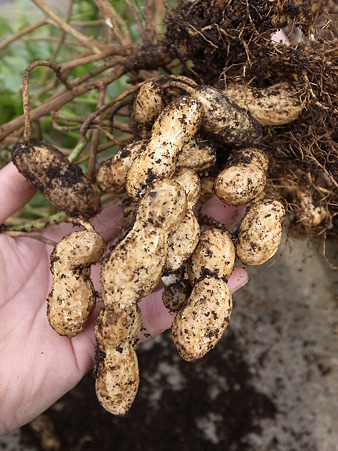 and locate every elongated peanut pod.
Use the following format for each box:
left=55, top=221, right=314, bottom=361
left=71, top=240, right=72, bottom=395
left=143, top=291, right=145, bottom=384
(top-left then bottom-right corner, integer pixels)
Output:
left=126, top=96, right=203, bottom=200
left=164, top=169, right=201, bottom=273
left=187, top=227, right=236, bottom=285
left=164, top=209, right=200, bottom=273
left=215, top=148, right=269, bottom=206
left=96, top=140, right=147, bottom=193
left=95, top=304, right=142, bottom=416
left=100, top=180, right=187, bottom=311
left=12, top=140, right=101, bottom=218
left=236, top=198, right=285, bottom=265
left=226, top=82, right=306, bottom=126
left=47, top=221, right=105, bottom=337
left=172, top=277, right=232, bottom=362
left=131, top=80, right=166, bottom=139
left=191, top=86, right=262, bottom=148
left=95, top=344, right=139, bottom=416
